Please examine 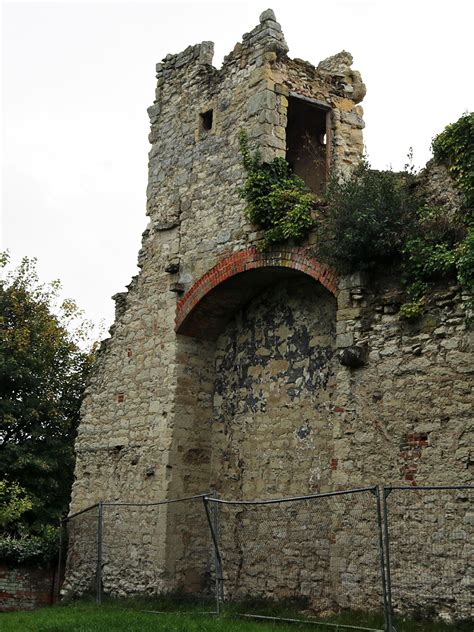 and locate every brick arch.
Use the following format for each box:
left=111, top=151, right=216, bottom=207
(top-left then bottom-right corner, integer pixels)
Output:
left=175, top=246, right=337, bottom=340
